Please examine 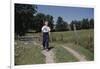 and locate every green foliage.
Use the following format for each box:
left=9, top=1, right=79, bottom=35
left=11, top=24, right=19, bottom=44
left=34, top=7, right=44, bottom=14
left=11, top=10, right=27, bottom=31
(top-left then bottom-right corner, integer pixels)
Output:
left=90, top=18, right=94, bottom=29
left=33, top=13, right=54, bottom=32
left=55, top=16, right=69, bottom=31
left=70, top=20, right=82, bottom=30
left=33, top=13, right=46, bottom=32
left=70, top=18, right=94, bottom=30
left=45, top=15, right=54, bottom=31
left=15, top=3, right=37, bottom=36
left=81, top=18, right=89, bottom=29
